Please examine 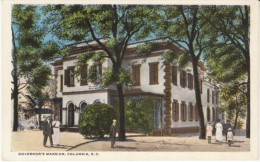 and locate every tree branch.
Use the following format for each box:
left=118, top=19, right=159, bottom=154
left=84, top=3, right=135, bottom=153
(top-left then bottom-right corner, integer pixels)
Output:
left=18, top=83, right=28, bottom=91
left=85, top=18, right=116, bottom=65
